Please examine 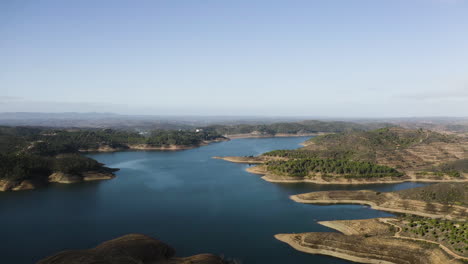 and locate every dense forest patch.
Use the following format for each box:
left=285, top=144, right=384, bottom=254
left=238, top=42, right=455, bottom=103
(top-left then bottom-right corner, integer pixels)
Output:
left=266, top=158, right=403, bottom=178
left=0, top=126, right=225, bottom=188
